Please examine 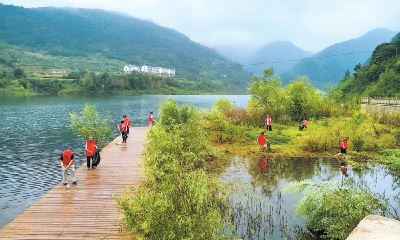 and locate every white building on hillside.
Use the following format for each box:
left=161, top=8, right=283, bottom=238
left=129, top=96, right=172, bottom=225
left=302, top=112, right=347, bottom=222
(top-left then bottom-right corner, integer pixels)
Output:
left=152, top=67, right=162, bottom=75
left=124, top=64, right=175, bottom=77
left=124, top=65, right=140, bottom=73
left=164, top=68, right=176, bottom=77
left=141, top=65, right=153, bottom=73
left=152, top=67, right=176, bottom=77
